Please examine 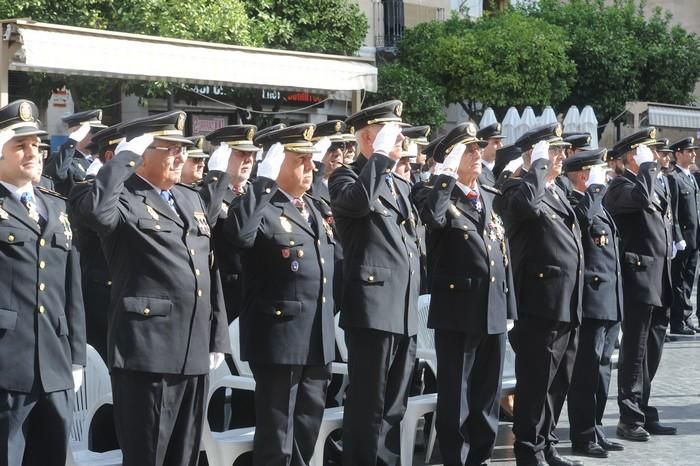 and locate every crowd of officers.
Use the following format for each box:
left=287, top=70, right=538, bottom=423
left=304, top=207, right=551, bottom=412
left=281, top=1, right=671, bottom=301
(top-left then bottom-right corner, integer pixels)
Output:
left=0, top=95, right=697, bottom=466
